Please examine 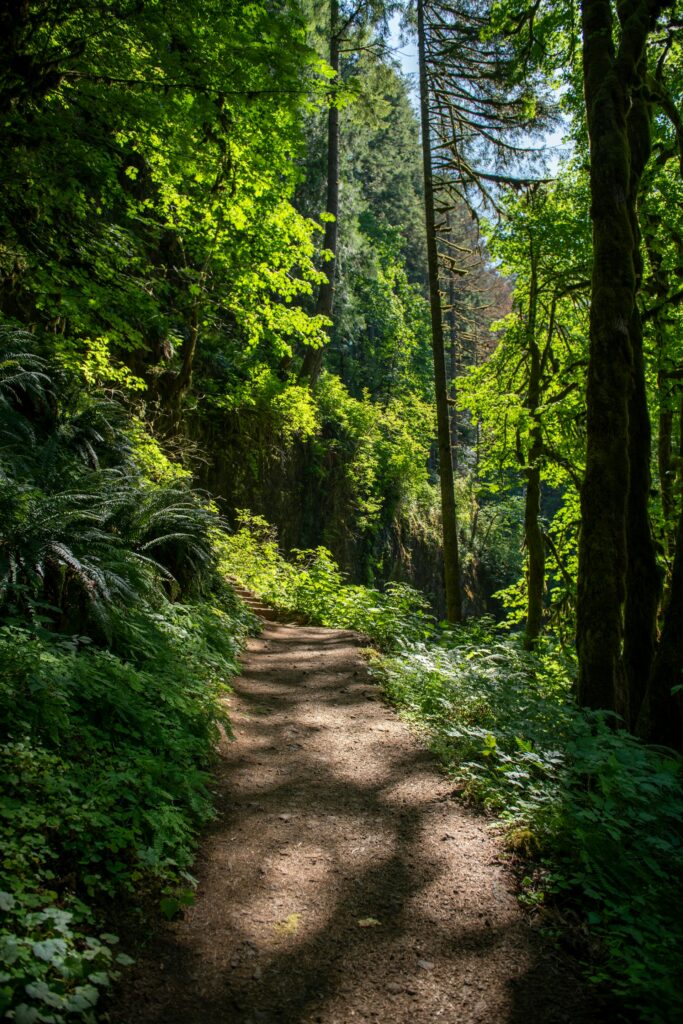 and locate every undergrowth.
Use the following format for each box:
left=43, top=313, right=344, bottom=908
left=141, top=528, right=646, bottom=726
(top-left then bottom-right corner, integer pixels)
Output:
left=0, top=334, right=258, bottom=1023
left=220, top=511, right=435, bottom=648
left=221, top=512, right=683, bottom=1024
